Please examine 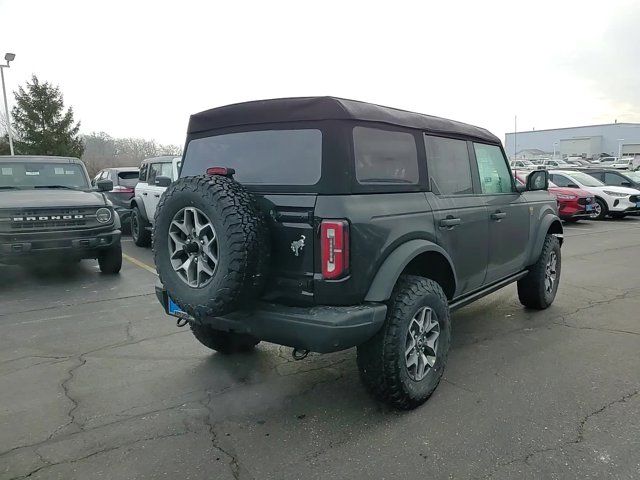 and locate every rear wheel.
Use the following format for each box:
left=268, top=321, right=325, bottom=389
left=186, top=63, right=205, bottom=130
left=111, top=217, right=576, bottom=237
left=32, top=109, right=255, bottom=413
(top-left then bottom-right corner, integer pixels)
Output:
left=357, top=275, right=451, bottom=410
left=98, top=244, right=122, bottom=274
left=190, top=323, right=259, bottom=354
left=517, top=234, right=561, bottom=309
left=131, top=206, right=151, bottom=247
left=590, top=198, right=608, bottom=220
